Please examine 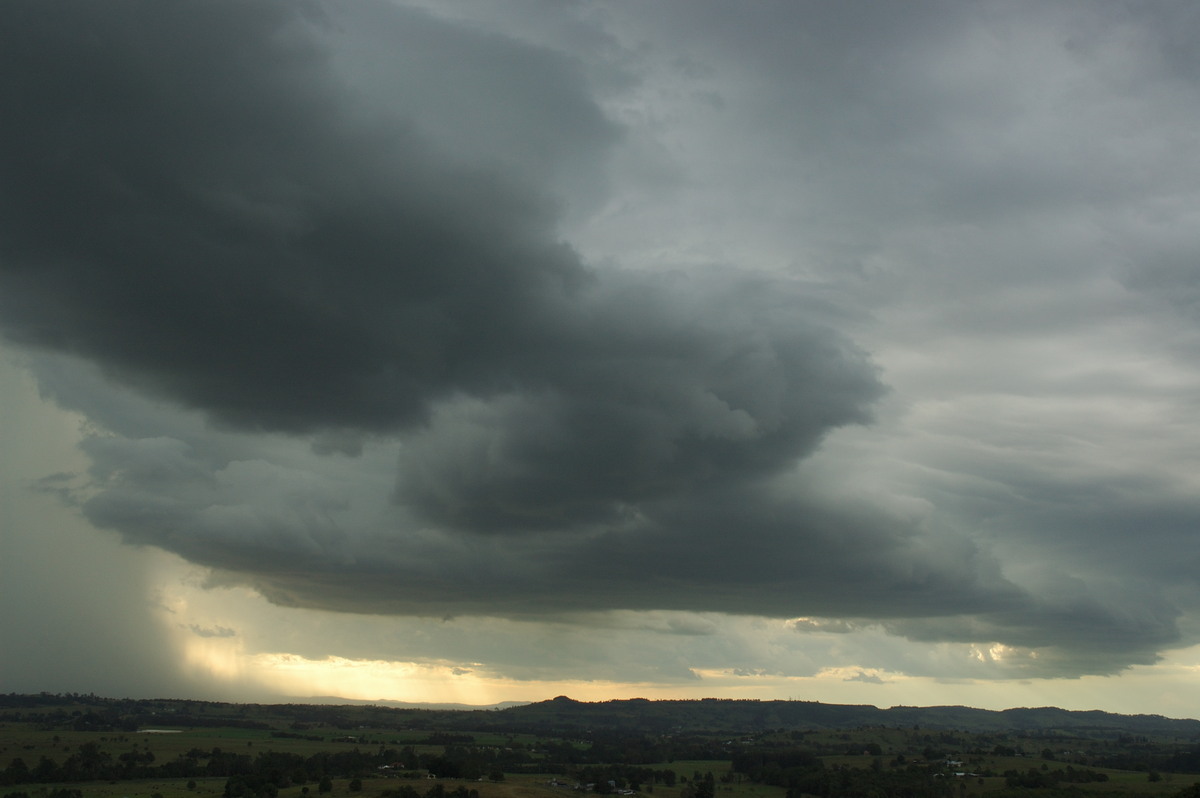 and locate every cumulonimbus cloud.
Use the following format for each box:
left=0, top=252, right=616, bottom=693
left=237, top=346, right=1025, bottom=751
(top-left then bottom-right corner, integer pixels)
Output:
left=0, top=0, right=883, bottom=535
left=3, top=0, right=1188, bottom=681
